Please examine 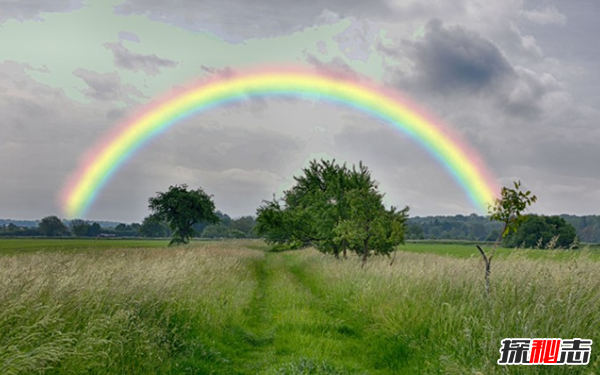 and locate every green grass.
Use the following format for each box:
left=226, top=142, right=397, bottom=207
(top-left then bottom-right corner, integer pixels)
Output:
left=1, top=240, right=599, bottom=374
